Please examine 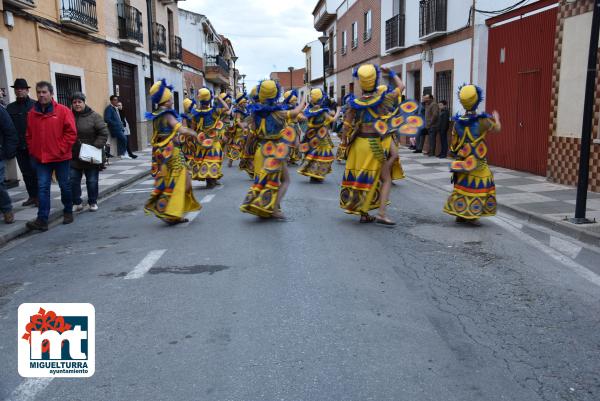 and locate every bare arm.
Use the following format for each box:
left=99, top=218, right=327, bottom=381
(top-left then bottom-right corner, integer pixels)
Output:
left=330, top=106, right=342, bottom=122
left=166, top=113, right=196, bottom=137
left=492, top=111, right=502, bottom=132
left=217, top=96, right=231, bottom=113
left=288, top=98, right=307, bottom=118
left=381, top=66, right=405, bottom=94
